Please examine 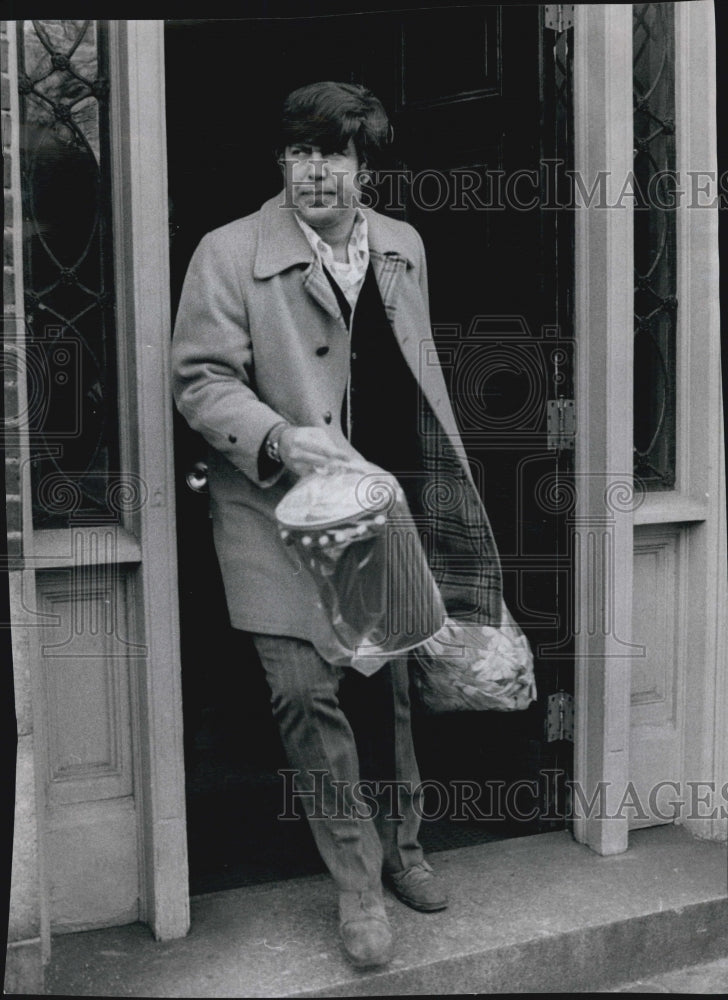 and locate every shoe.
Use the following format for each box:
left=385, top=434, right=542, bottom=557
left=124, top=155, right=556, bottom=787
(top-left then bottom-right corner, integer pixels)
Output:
left=338, top=889, right=394, bottom=969
left=385, top=860, right=448, bottom=912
